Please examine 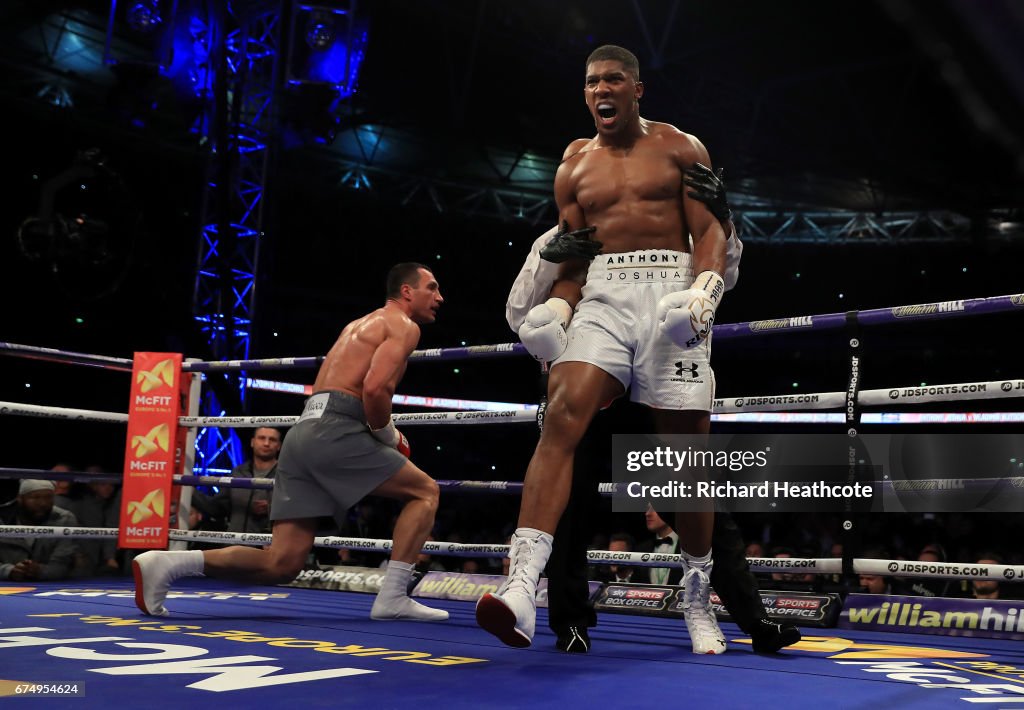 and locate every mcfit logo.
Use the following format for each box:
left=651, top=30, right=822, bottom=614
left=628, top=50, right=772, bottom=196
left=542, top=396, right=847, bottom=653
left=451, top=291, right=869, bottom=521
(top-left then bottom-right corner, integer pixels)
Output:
left=132, top=423, right=170, bottom=457
left=127, top=487, right=165, bottom=524
left=137, top=358, right=176, bottom=393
